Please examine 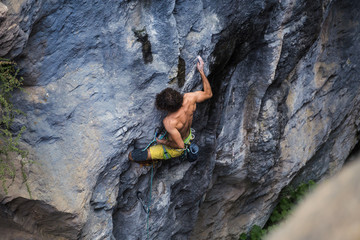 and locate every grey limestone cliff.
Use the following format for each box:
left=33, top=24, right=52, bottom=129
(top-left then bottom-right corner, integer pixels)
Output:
left=0, top=0, right=359, bottom=239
